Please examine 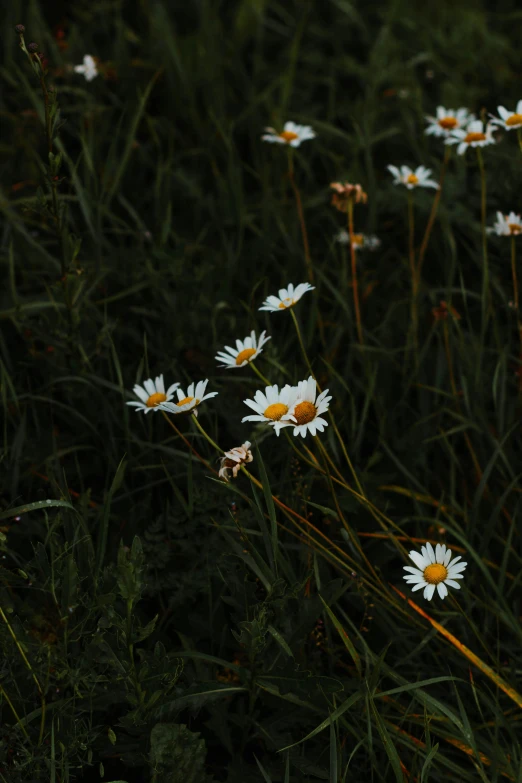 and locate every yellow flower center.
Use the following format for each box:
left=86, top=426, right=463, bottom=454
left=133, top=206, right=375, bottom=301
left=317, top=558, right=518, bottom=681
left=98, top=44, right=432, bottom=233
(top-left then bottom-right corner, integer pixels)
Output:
left=509, top=223, right=522, bottom=235
left=264, top=402, right=288, bottom=420
left=235, top=348, right=257, bottom=365
left=438, top=116, right=457, bottom=129
left=293, top=401, right=317, bottom=425
left=464, top=131, right=486, bottom=143
left=423, top=563, right=448, bottom=585
left=278, top=297, right=294, bottom=309
left=146, top=392, right=167, bottom=408
left=406, top=174, right=419, bottom=185
left=279, top=130, right=299, bottom=142
left=177, top=396, right=196, bottom=407
left=506, top=113, right=522, bottom=126
left=352, top=233, right=364, bottom=246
